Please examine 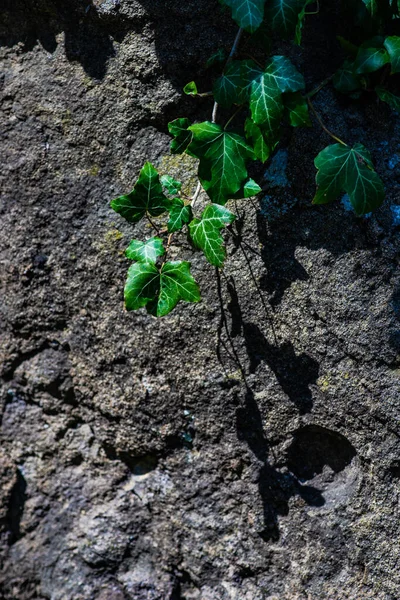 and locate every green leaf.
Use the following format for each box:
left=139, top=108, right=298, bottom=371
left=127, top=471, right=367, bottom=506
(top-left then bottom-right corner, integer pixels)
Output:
left=160, top=174, right=182, bottom=196
left=111, top=163, right=170, bottom=223
left=245, top=117, right=279, bottom=162
left=376, top=86, right=400, bottom=111
left=243, top=179, right=262, bottom=197
left=167, top=199, right=193, bottom=233
left=220, top=0, right=265, bottom=32
left=248, top=56, right=305, bottom=128
left=283, top=92, right=311, bottom=127
left=183, top=81, right=198, bottom=96
left=125, top=238, right=165, bottom=263
left=168, top=118, right=193, bottom=154
left=266, top=0, right=308, bottom=39
left=337, top=36, right=359, bottom=59
left=125, top=261, right=200, bottom=317
left=189, top=204, right=236, bottom=267
left=384, top=36, right=400, bottom=73
left=231, top=178, right=263, bottom=198
left=354, top=46, right=390, bottom=74
left=333, top=61, right=362, bottom=93
left=313, top=143, right=385, bottom=216
left=124, top=262, right=159, bottom=311
left=213, top=61, right=246, bottom=108
left=187, top=121, right=255, bottom=205
left=206, top=48, right=227, bottom=68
